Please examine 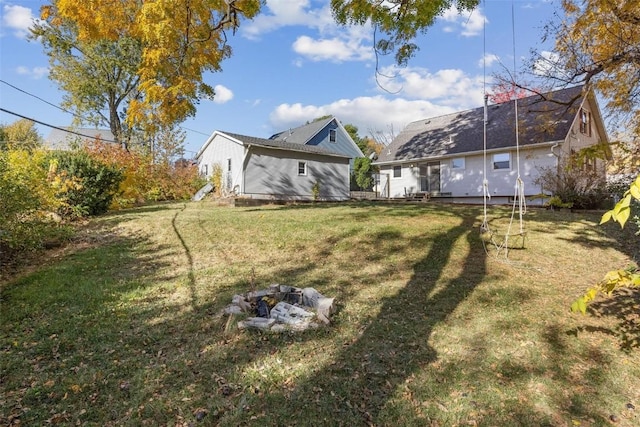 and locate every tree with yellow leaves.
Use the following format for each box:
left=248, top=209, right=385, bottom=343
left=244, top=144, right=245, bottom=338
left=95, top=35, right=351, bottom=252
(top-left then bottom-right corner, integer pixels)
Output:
left=36, top=0, right=261, bottom=140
